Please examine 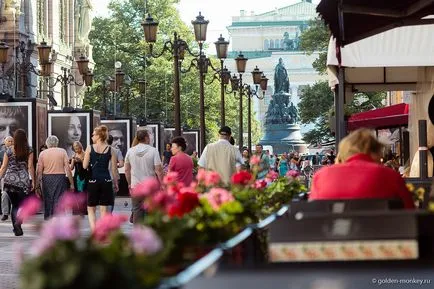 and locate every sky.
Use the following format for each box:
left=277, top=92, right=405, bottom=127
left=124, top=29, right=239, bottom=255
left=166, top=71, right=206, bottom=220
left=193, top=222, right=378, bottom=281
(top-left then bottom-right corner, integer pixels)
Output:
left=92, top=0, right=320, bottom=48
